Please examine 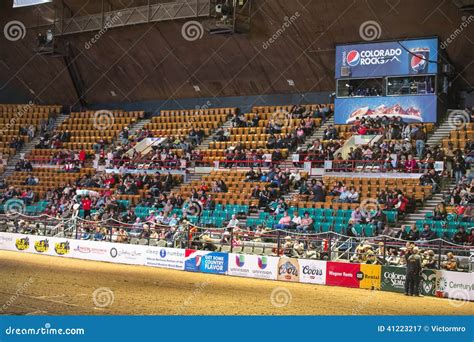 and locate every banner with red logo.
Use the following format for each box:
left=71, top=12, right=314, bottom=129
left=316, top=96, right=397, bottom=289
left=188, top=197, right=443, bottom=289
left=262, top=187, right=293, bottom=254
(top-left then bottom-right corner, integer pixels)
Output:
left=326, top=262, right=361, bottom=288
